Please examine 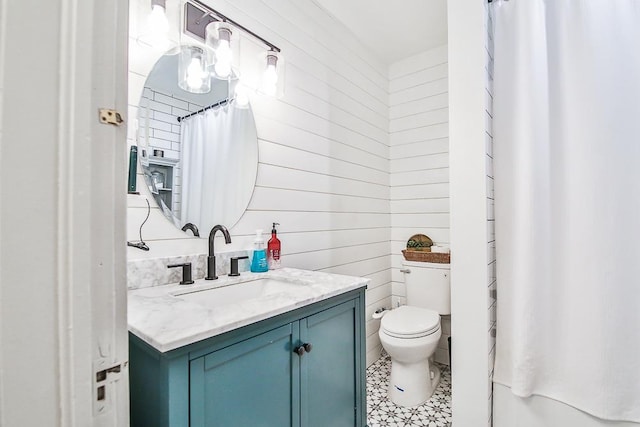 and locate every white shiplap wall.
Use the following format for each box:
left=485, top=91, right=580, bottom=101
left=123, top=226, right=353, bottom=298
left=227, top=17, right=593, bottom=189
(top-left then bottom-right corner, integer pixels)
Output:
left=388, top=45, right=451, bottom=365
left=486, top=3, right=497, bottom=425
left=127, top=0, right=391, bottom=367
